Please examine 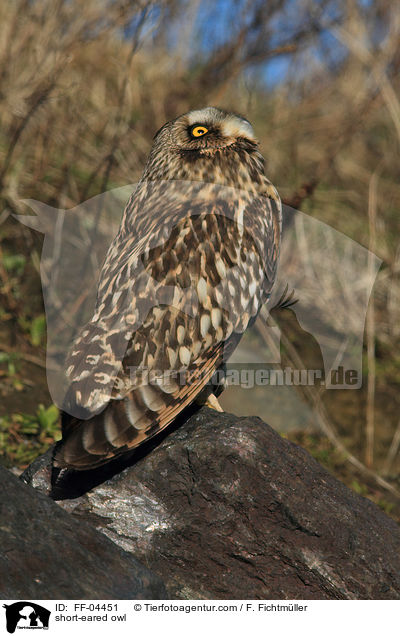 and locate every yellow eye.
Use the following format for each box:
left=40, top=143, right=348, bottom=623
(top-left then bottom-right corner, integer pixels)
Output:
left=191, top=125, right=208, bottom=137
